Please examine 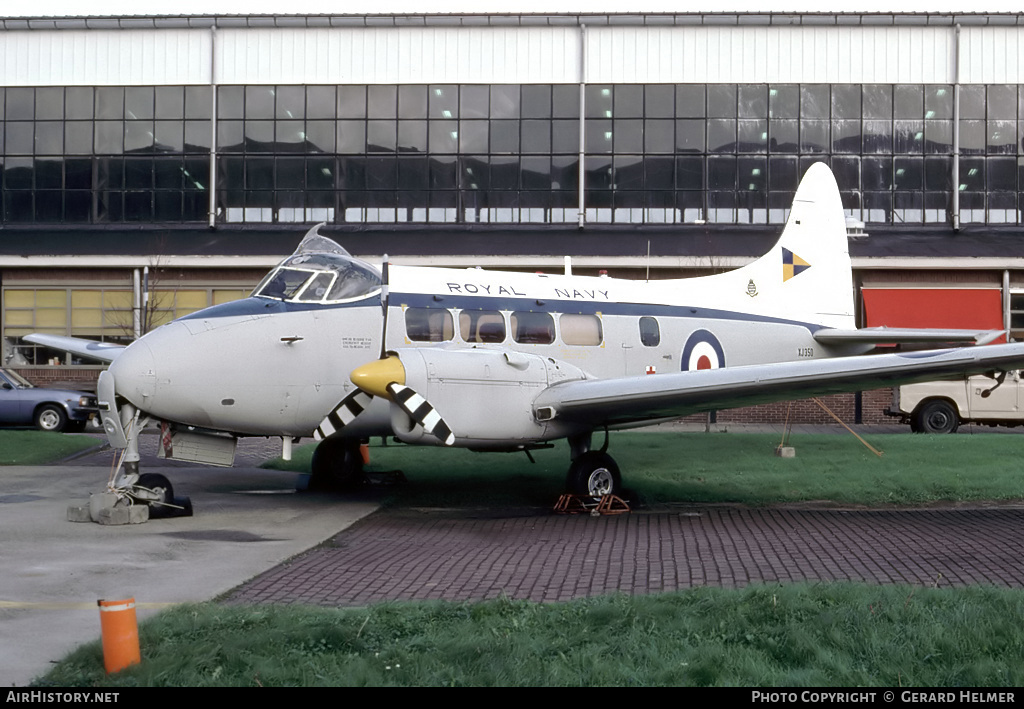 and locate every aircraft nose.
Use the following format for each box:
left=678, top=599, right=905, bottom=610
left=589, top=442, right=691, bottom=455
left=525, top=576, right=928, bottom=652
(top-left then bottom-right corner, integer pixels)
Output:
left=107, top=337, right=157, bottom=409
